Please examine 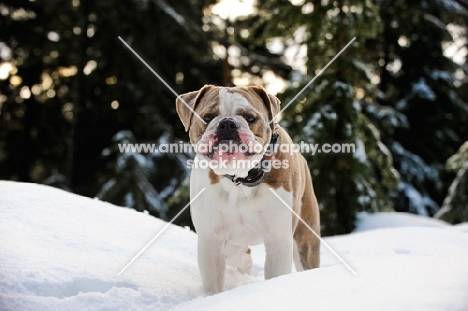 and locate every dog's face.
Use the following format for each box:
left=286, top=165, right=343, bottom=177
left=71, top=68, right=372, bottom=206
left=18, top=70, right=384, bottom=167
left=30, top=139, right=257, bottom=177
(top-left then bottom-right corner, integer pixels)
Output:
left=176, top=85, right=280, bottom=177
